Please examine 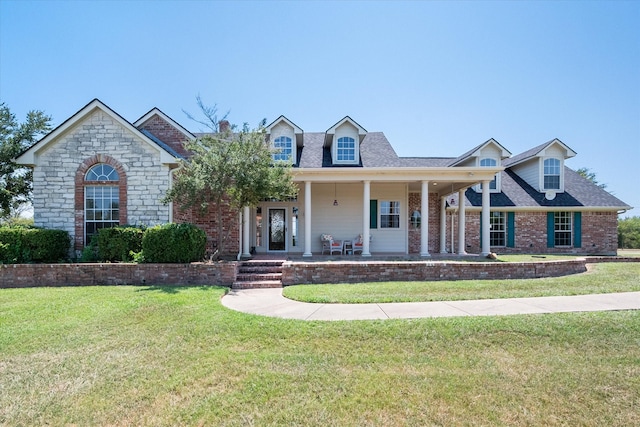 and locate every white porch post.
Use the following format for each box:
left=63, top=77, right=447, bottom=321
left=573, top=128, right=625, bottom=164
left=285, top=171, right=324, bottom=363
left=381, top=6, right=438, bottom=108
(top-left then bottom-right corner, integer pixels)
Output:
left=362, top=180, right=371, bottom=257
left=303, top=181, right=312, bottom=257
left=440, top=196, right=447, bottom=253
left=457, top=188, right=467, bottom=255
left=242, top=206, right=251, bottom=257
left=237, top=210, right=243, bottom=261
left=420, top=180, right=430, bottom=257
left=481, top=180, right=491, bottom=256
